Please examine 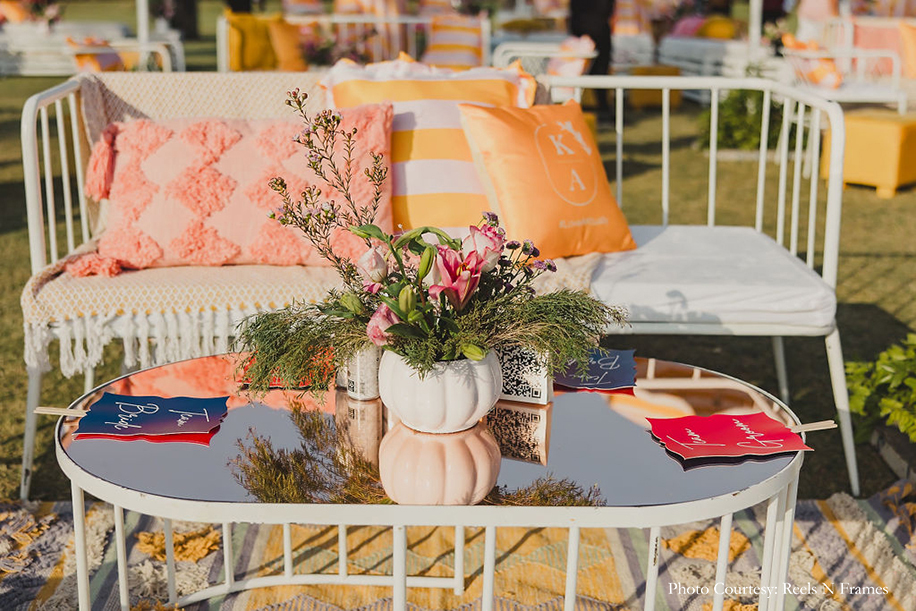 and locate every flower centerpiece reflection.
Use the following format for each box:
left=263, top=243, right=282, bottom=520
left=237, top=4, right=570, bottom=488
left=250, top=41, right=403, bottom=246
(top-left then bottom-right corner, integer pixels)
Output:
left=238, top=89, right=625, bottom=505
